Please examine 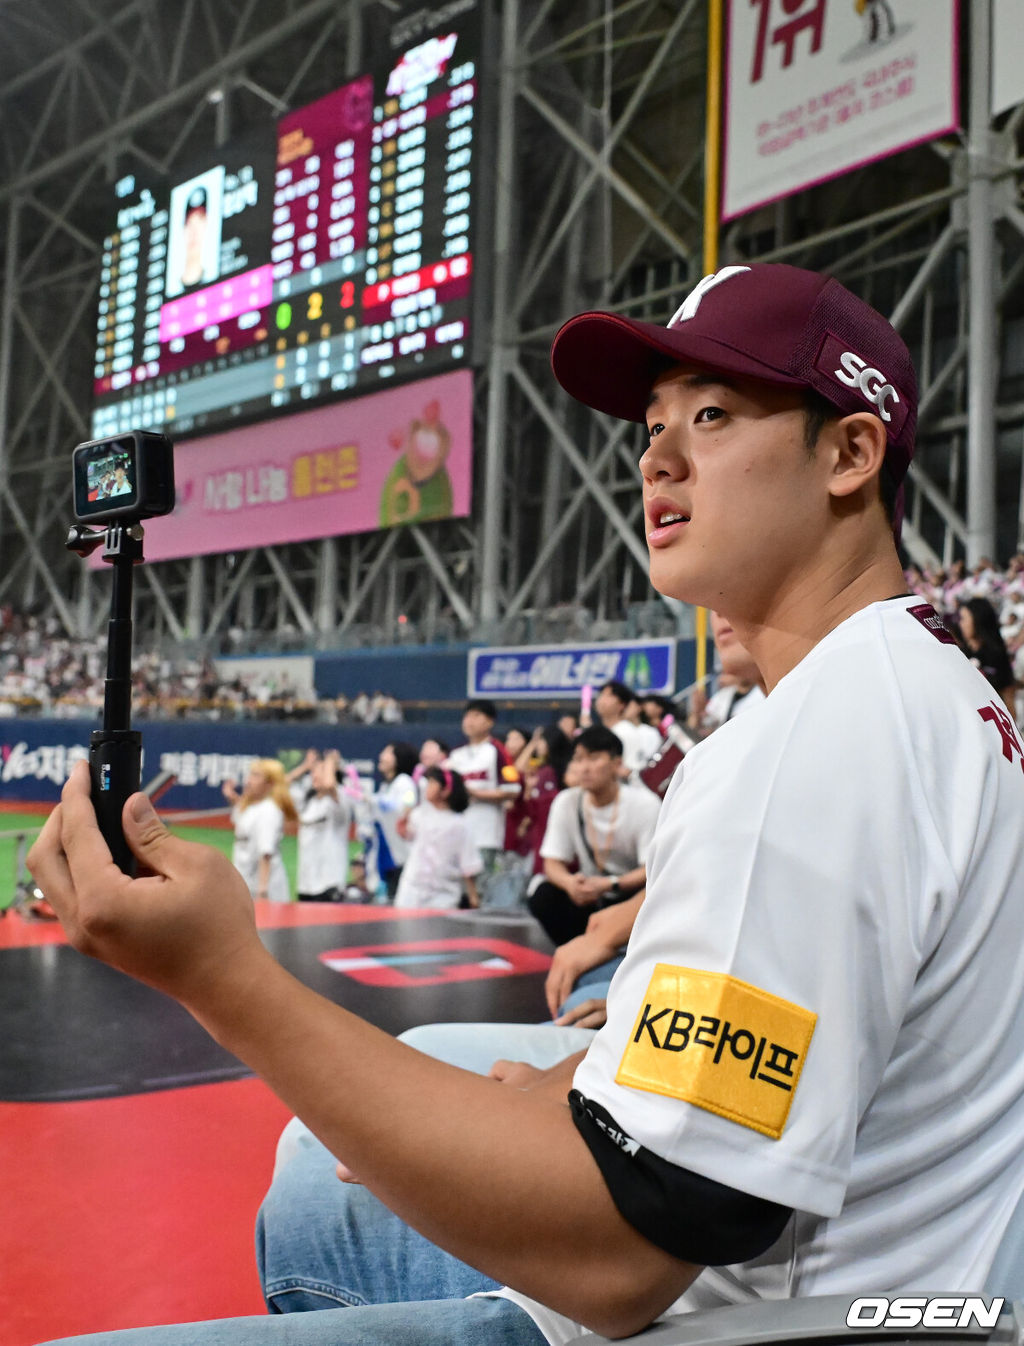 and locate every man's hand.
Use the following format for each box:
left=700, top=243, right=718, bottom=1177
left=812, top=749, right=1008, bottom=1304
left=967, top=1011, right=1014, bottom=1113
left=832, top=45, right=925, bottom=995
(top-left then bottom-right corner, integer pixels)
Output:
left=28, top=760, right=269, bottom=1014
left=565, top=873, right=602, bottom=906
left=545, top=927, right=619, bottom=1017
left=554, top=998, right=608, bottom=1030
left=488, top=1051, right=589, bottom=1105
